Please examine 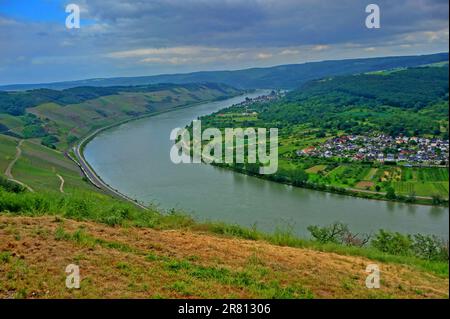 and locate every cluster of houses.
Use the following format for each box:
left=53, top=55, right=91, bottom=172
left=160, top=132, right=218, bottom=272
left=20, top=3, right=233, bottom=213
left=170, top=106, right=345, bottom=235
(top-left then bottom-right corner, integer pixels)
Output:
left=297, top=134, right=449, bottom=166
left=235, top=91, right=284, bottom=108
